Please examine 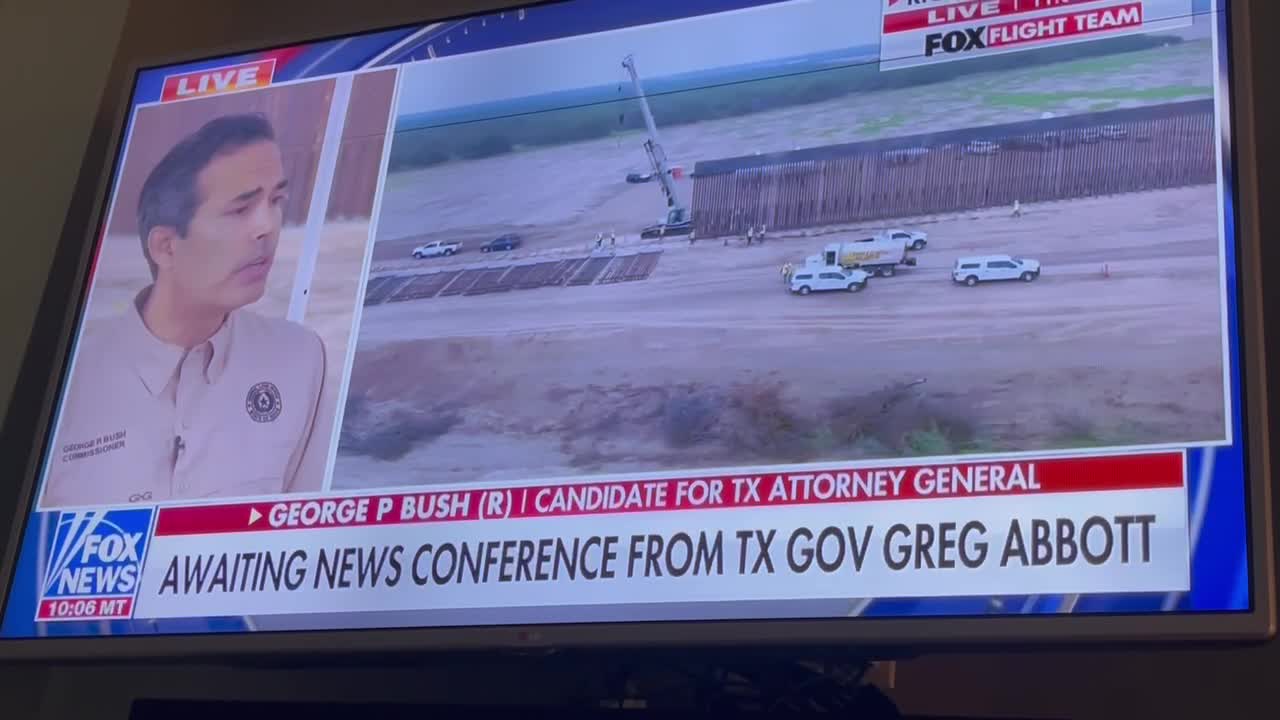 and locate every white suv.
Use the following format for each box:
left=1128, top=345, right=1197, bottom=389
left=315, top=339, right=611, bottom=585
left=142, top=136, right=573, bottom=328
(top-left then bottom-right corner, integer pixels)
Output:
left=953, top=255, right=1041, bottom=286
left=790, top=267, right=870, bottom=295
